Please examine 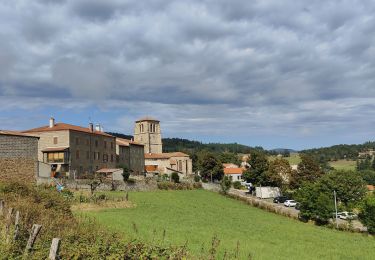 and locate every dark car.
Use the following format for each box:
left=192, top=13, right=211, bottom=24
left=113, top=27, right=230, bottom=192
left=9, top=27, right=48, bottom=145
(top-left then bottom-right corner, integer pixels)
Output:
left=273, top=196, right=289, bottom=203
